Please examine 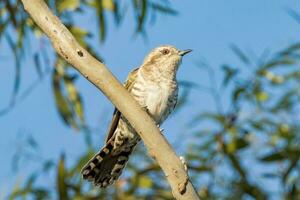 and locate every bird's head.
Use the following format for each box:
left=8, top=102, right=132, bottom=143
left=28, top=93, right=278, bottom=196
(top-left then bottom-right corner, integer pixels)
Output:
left=142, top=45, right=192, bottom=72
